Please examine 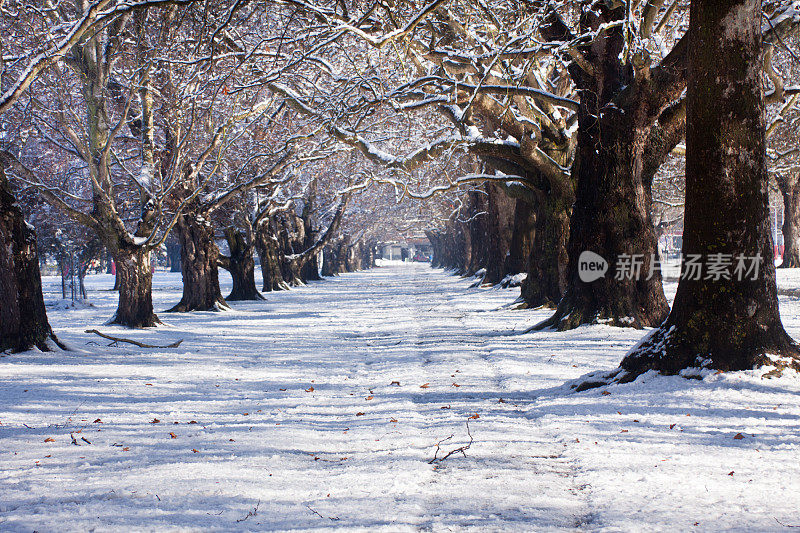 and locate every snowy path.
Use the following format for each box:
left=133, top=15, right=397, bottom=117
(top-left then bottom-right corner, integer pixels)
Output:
left=2, top=263, right=800, bottom=531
